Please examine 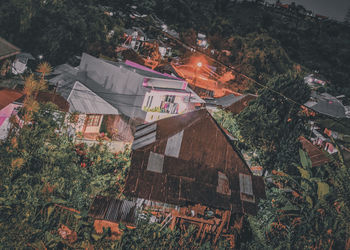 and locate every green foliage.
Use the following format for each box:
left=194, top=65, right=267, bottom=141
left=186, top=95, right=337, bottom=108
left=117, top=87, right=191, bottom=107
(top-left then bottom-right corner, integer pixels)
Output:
left=0, top=0, right=125, bottom=64
left=235, top=72, right=310, bottom=174
left=245, top=151, right=350, bottom=249
left=0, top=103, right=131, bottom=248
